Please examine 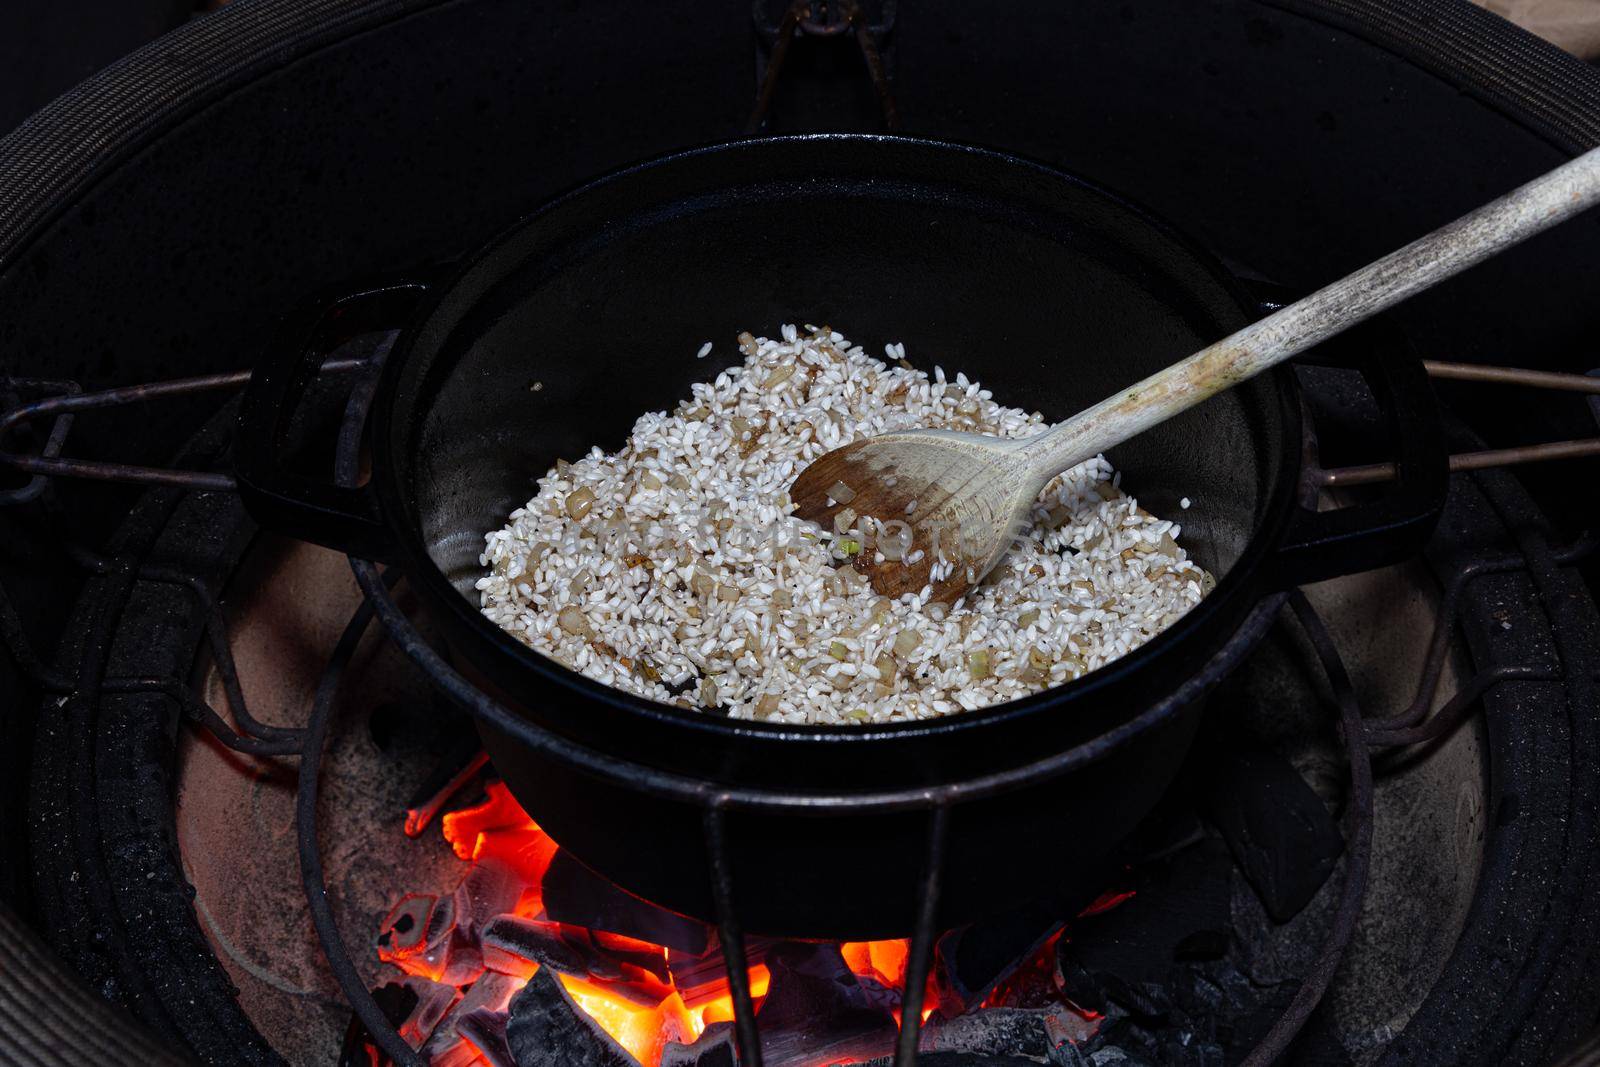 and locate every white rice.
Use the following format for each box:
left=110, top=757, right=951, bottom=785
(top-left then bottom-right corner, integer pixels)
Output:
left=477, top=326, right=1213, bottom=725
